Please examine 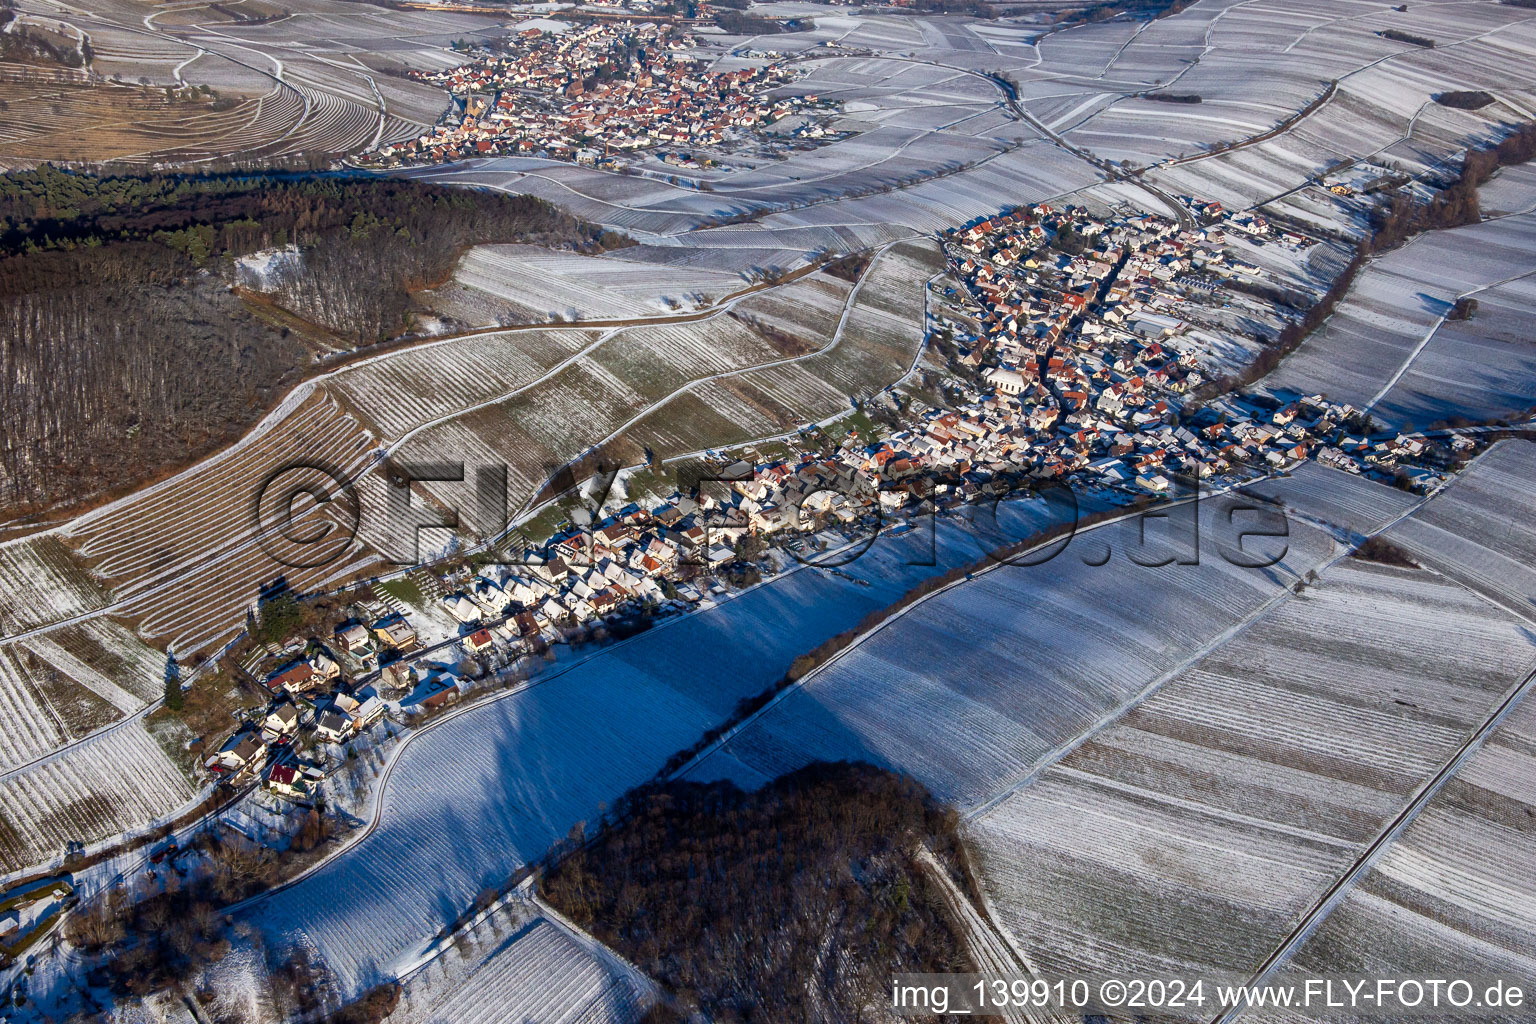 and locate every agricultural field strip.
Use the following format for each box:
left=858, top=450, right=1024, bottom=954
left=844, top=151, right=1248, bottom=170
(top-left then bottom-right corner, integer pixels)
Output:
left=578, top=241, right=936, bottom=502
left=967, top=560, right=1536, bottom=1000
left=0, top=647, right=67, bottom=777
left=65, top=393, right=374, bottom=586
left=1266, top=207, right=1536, bottom=414
left=28, top=0, right=311, bottom=145
left=1260, top=696, right=1536, bottom=1008
left=15, top=634, right=143, bottom=716
left=0, top=713, right=197, bottom=878
left=394, top=243, right=915, bottom=528
left=957, top=448, right=1536, bottom=1001
left=0, top=617, right=170, bottom=784
left=0, top=535, right=112, bottom=639
left=1145, top=41, right=1536, bottom=210
left=963, top=466, right=1448, bottom=826
left=234, top=504, right=1075, bottom=986
left=564, top=242, right=917, bottom=467
left=1207, top=629, right=1536, bottom=1023
left=391, top=910, right=652, bottom=1024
